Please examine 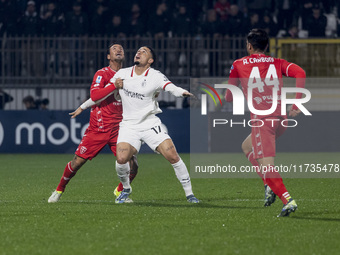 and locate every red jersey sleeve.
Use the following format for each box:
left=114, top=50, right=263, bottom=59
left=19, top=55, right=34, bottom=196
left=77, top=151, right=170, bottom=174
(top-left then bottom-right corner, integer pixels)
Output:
left=280, top=59, right=306, bottom=110
left=281, top=59, right=306, bottom=79
left=225, top=62, right=239, bottom=102
left=90, top=70, right=116, bottom=102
